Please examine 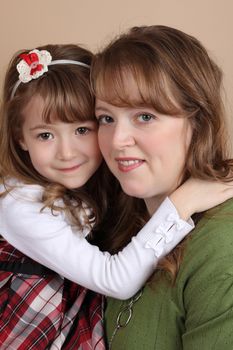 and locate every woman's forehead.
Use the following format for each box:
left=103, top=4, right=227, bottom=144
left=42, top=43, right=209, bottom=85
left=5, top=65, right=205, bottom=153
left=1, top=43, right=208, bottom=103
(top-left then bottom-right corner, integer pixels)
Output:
left=95, top=69, right=147, bottom=105
left=95, top=68, right=182, bottom=116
